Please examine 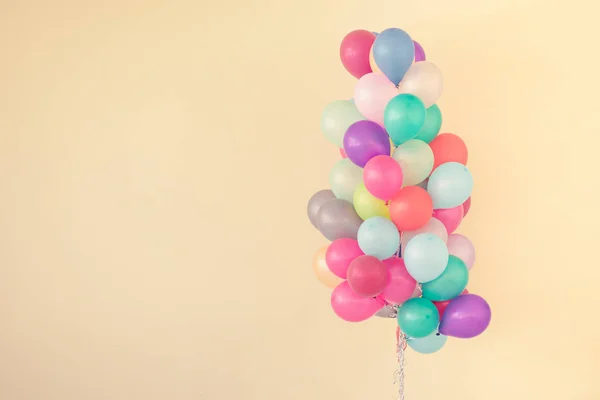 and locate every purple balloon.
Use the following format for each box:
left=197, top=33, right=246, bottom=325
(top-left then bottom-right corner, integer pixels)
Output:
left=414, top=41, right=426, bottom=62
left=439, top=294, right=491, bottom=339
left=343, top=121, right=391, bottom=167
